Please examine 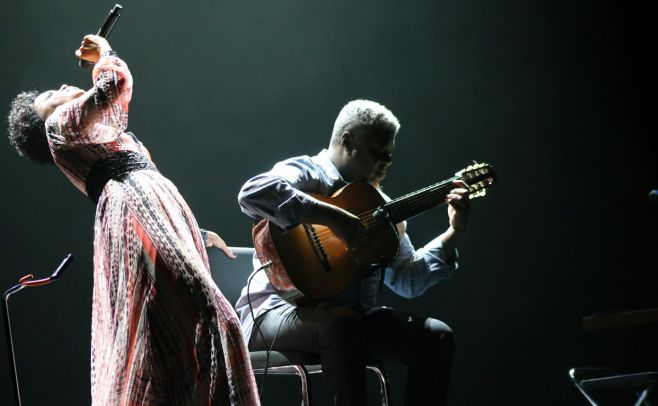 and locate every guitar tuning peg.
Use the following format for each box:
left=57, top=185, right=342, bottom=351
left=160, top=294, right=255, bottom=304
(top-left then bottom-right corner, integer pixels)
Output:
left=469, top=189, right=486, bottom=199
